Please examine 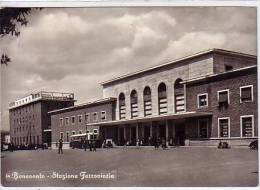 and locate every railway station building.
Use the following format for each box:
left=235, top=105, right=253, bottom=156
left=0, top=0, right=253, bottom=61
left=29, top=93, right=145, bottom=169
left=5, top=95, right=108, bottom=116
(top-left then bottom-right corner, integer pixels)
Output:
left=9, top=48, right=258, bottom=147
left=90, top=49, right=258, bottom=146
